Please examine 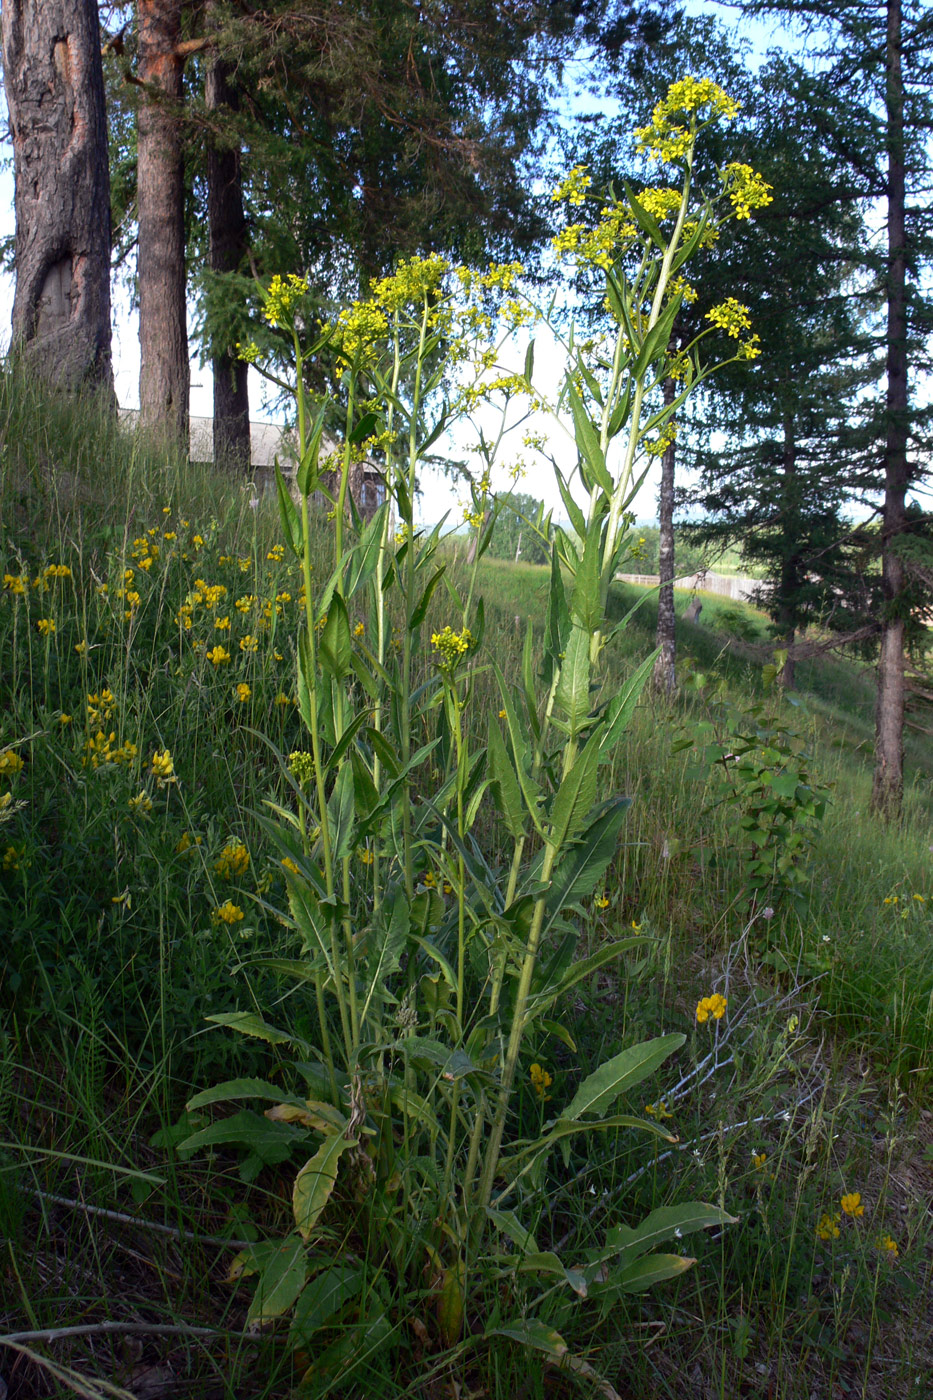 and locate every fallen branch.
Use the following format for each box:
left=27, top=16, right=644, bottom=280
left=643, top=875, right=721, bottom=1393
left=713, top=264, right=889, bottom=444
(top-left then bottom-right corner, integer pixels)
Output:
left=27, top=1189, right=252, bottom=1250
